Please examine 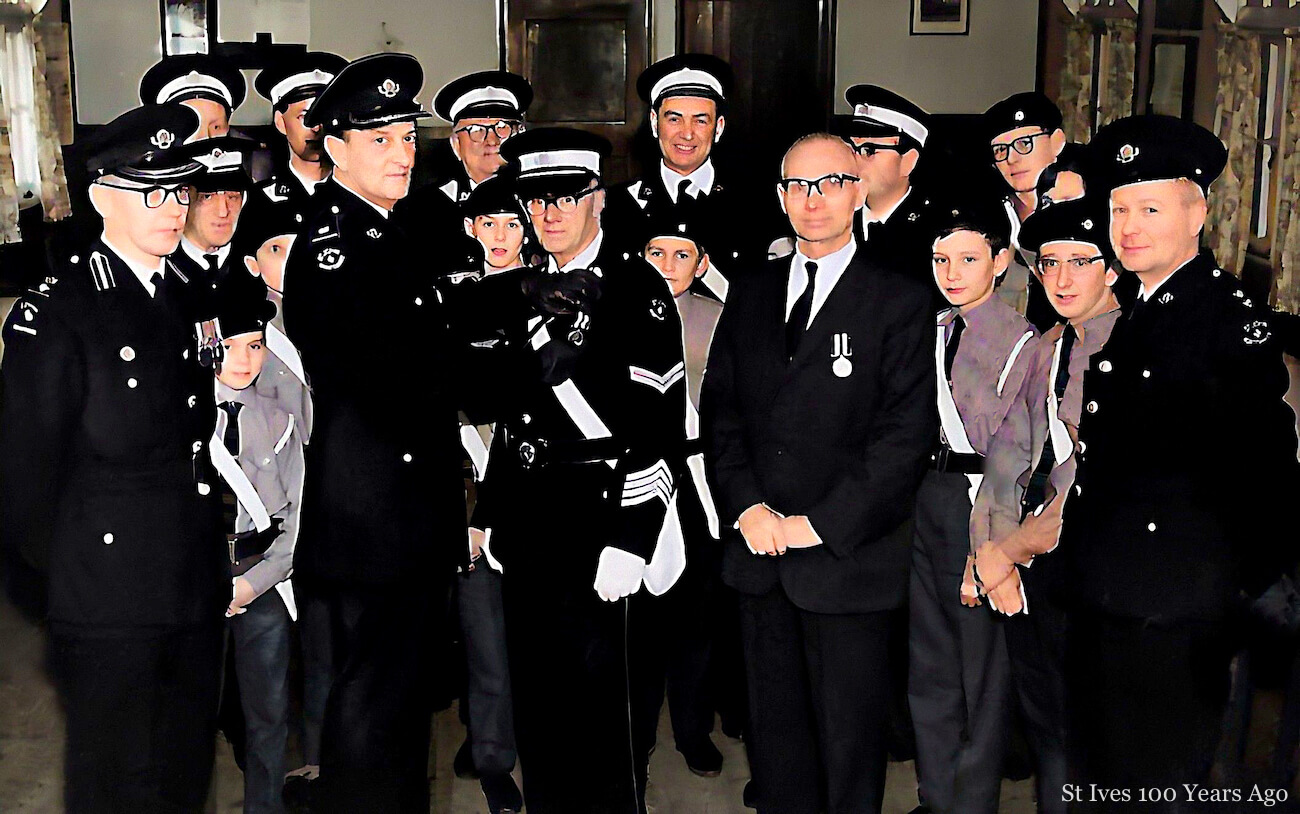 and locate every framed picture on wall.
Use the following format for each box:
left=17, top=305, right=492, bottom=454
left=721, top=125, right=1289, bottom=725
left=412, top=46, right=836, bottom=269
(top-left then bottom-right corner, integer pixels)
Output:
left=161, top=0, right=209, bottom=55
left=911, top=0, right=970, bottom=35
